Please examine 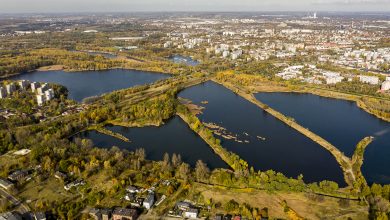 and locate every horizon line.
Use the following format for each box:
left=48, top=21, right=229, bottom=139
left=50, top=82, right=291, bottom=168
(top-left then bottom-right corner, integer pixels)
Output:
left=1, top=10, right=390, bottom=15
